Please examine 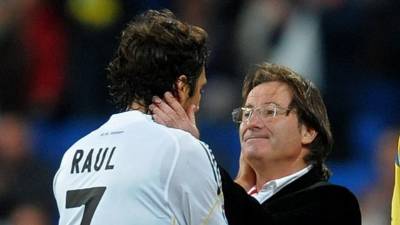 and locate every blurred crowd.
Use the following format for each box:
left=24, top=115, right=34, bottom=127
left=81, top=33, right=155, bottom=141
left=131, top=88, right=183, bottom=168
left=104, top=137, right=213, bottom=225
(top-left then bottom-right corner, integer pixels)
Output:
left=0, top=0, right=399, bottom=224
